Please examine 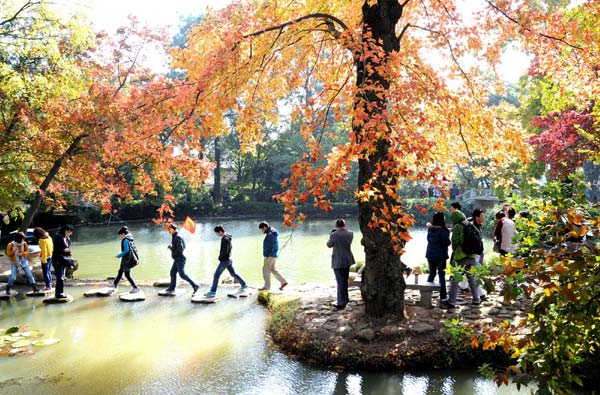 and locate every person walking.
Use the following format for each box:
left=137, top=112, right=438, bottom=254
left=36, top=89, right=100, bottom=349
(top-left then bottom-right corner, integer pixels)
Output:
left=444, top=210, right=481, bottom=308
left=163, top=223, right=199, bottom=295
left=5, top=232, right=40, bottom=294
left=51, top=225, right=74, bottom=299
left=500, top=208, right=517, bottom=256
left=425, top=212, right=451, bottom=302
left=33, top=227, right=54, bottom=292
left=326, top=219, right=355, bottom=310
left=258, top=222, right=287, bottom=291
left=204, top=225, right=248, bottom=297
left=112, top=226, right=140, bottom=293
